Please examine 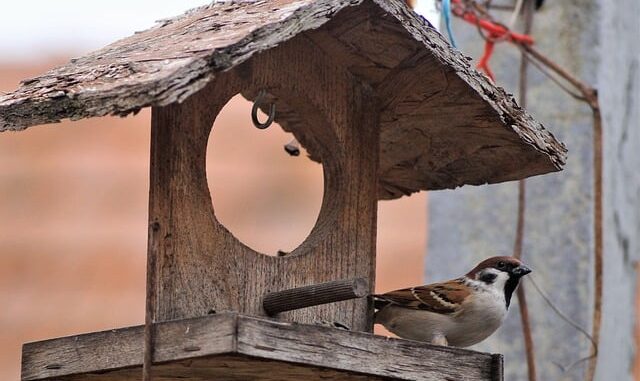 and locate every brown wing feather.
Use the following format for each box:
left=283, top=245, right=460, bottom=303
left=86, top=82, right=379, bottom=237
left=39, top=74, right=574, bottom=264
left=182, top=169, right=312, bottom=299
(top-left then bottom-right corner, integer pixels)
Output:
left=374, top=278, right=470, bottom=315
